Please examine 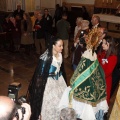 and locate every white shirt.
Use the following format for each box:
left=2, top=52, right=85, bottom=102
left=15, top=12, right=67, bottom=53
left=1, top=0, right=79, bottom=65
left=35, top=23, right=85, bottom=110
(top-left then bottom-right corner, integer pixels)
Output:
left=92, top=23, right=100, bottom=28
